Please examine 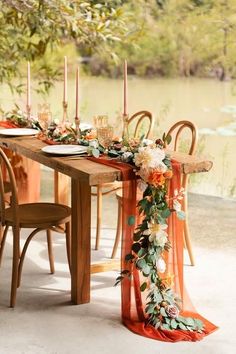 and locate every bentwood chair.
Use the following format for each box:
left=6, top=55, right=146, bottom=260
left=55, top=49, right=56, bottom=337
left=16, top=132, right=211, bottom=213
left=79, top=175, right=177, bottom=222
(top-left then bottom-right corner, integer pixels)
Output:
left=113, top=120, right=198, bottom=262
left=96, top=110, right=153, bottom=258
left=0, top=147, right=71, bottom=307
left=165, top=120, right=198, bottom=266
